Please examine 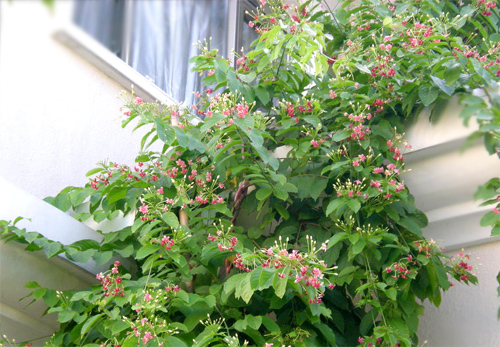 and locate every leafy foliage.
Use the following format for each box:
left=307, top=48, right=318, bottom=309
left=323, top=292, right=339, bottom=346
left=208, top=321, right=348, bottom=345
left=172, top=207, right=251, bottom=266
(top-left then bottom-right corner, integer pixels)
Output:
left=2, top=0, right=499, bottom=346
